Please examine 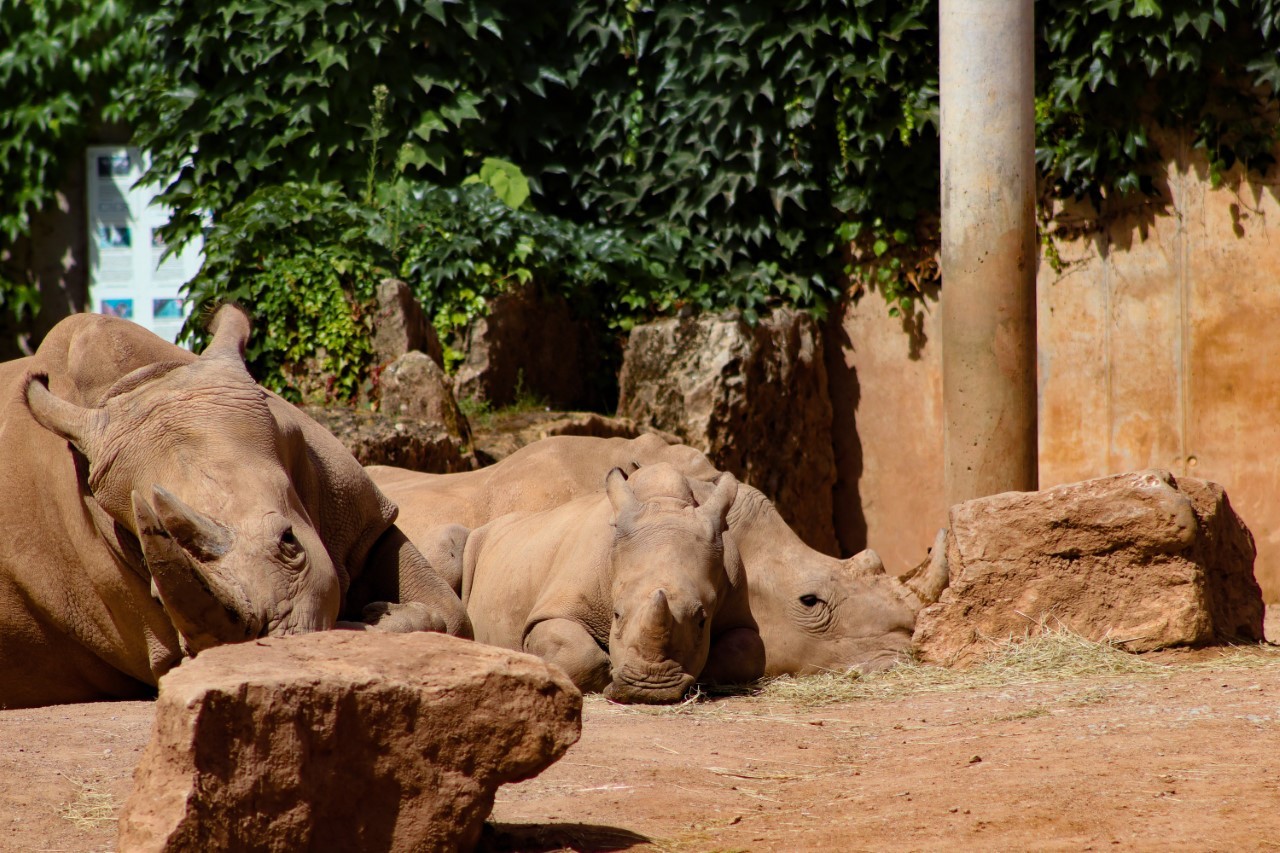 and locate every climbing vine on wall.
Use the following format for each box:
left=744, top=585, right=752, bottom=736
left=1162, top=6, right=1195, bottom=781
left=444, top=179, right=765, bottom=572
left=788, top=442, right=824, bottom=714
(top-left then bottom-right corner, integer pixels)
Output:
left=6, top=0, right=1280, bottom=340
